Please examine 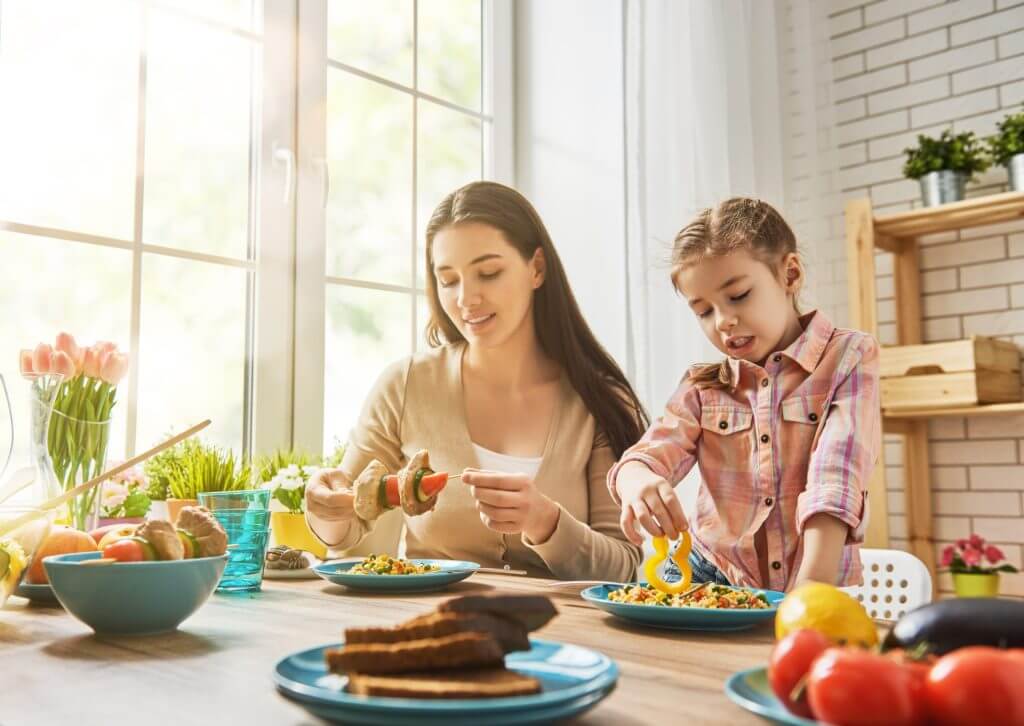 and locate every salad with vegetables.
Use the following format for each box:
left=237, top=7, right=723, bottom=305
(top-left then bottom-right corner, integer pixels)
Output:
left=350, top=553, right=440, bottom=575
left=608, top=583, right=770, bottom=609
